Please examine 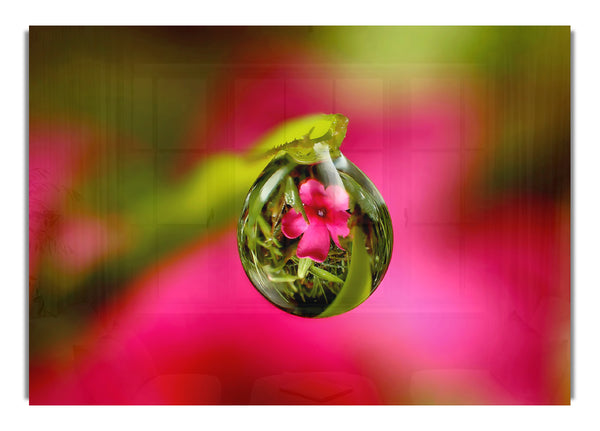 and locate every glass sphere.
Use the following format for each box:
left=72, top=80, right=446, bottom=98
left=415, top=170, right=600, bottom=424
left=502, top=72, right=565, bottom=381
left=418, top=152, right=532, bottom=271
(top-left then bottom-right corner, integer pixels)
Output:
left=237, top=115, right=393, bottom=317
